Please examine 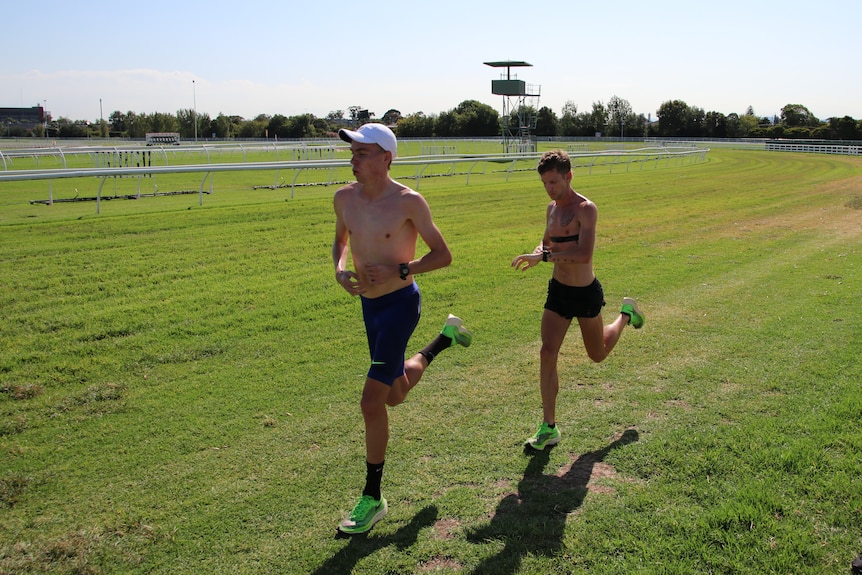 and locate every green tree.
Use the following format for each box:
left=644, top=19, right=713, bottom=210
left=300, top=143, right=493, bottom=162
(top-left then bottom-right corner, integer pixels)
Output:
left=108, top=110, right=126, bottom=135
left=811, top=125, right=831, bottom=139
left=237, top=117, right=266, bottom=138
left=606, top=95, right=632, bottom=137
left=396, top=112, right=434, bottom=137
left=125, top=111, right=150, bottom=138
left=784, top=126, right=812, bottom=139
left=282, top=114, right=316, bottom=139
left=435, top=110, right=457, bottom=137
left=451, top=100, right=499, bottom=137
left=56, top=117, right=88, bottom=138
left=211, top=113, right=235, bottom=138
left=381, top=109, right=402, bottom=125
left=268, top=114, right=287, bottom=138
left=686, top=106, right=706, bottom=137
left=626, top=113, right=647, bottom=138
left=706, top=111, right=727, bottom=138
left=196, top=112, right=212, bottom=139
left=151, top=112, right=178, bottom=134
left=828, top=116, right=860, bottom=140
left=768, top=124, right=786, bottom=138
left=312, top=117, right=330, bottom=135
left=738, top=113, right=760, bottom=137
left=589, top=101, right=607, bottom=136
left=725, top=113, right=741, bottom=138
left=559, top=101, right=578, bottom=137
left=656, top=100, right=689, bottom=137
left=781, top=104, right=818, bottom=127
left=176, top=109, right=196, bottom=139
left=534, top=106, right=558, bottom=136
